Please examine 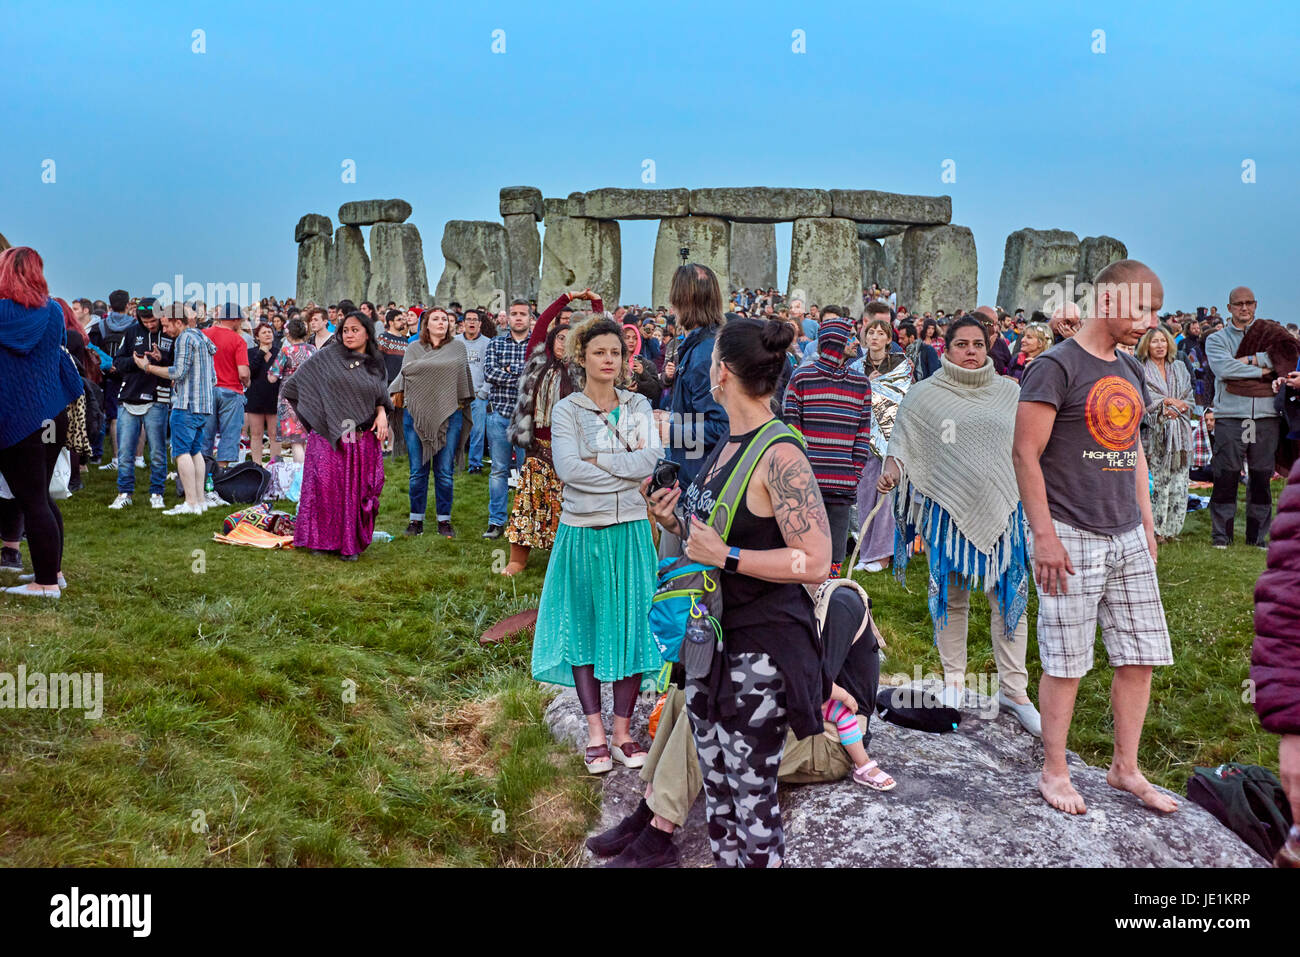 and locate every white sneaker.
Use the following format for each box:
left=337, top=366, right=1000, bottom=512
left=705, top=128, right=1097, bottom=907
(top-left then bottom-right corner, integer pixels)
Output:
left=864, top=560, right=886, bottom=573
left=134, top=456, right=146, bottom=468
left=98, top=458, right=119, bottom=471
left=205, top=491, right=227, bottom=508
left=150, top=494, right=165, bottom=509
left=508, top=469, right=520, bottom=489
left=162, top=503, right=197, bottom=516
left=853, top=560, right=870, bottom=572
left=108, top=493, right=133, bottom=510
